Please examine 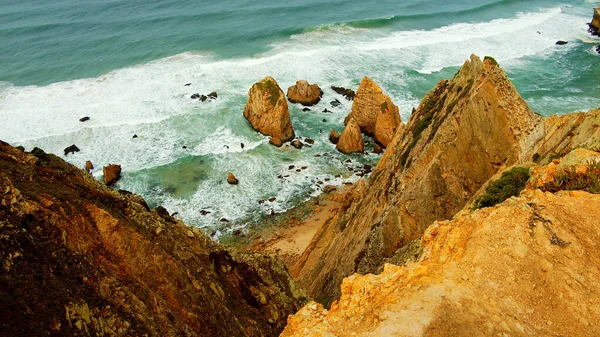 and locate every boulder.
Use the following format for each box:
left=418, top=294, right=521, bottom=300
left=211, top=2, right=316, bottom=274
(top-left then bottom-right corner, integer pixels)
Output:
left=85, top=160, right=94, bottom=173
left=373, top=144, right=383, bottom=154
left=590, top=7, right=600, bottom=35
left=227, top=172, right=239, bottom=185
left=555, top=40, right=568, bottom=45
left=291, top=139, right=304, bottom=149
left=329, top=129, right=341, bottom=144
left=63, top=144, right=80, bottom=156
left=347, top=76, right=404, bottom=148
left=79, top=116, right=90, bottom=122
left=336, top=118, right=364, bottom=154
left=208, top=91, right=218, bottom=99
left=330, top=99, right=341, bottom=108
left=243, top=76, right=295, bottom=147
left=191, top=93, right=200, bottom=99
left=287, top=80, right=322, bottom=106
left=103, top=164, right=122, bottom=186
